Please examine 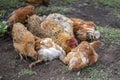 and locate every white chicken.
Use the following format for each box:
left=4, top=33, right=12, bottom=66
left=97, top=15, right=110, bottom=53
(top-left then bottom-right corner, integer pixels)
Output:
left=29, top=36, right=66, bottom=68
